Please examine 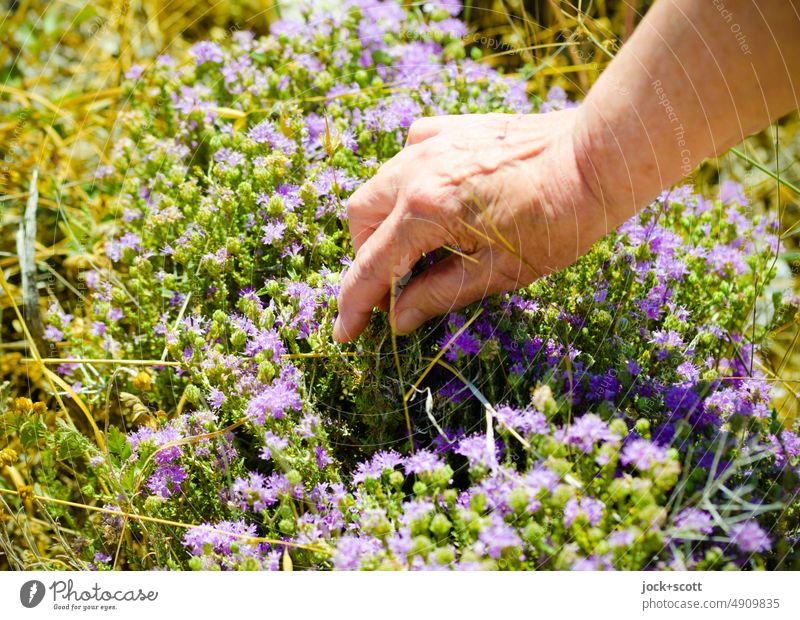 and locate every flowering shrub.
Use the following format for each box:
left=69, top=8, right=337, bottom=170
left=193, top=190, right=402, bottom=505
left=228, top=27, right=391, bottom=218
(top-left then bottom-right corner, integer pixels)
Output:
left=8, top=0, right=799, bottom=570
